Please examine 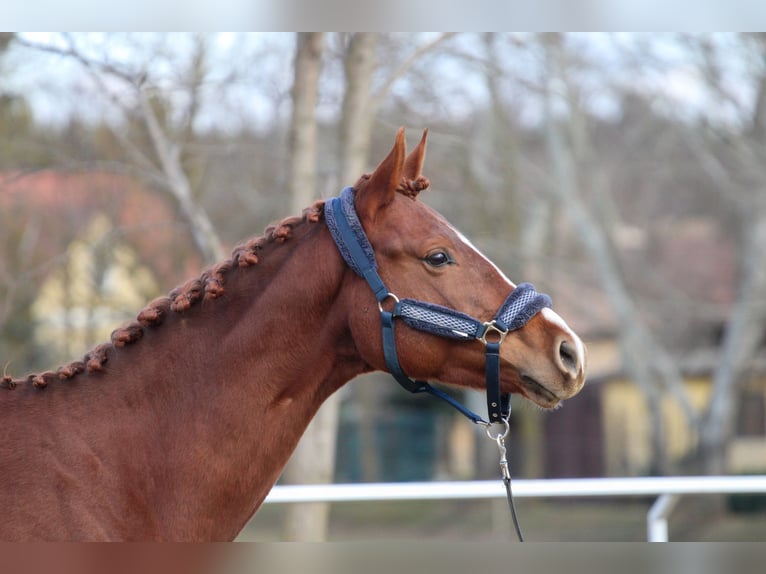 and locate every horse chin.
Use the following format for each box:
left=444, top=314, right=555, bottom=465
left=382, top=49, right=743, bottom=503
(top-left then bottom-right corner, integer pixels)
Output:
left=518, top=374, right=563, bottom=410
